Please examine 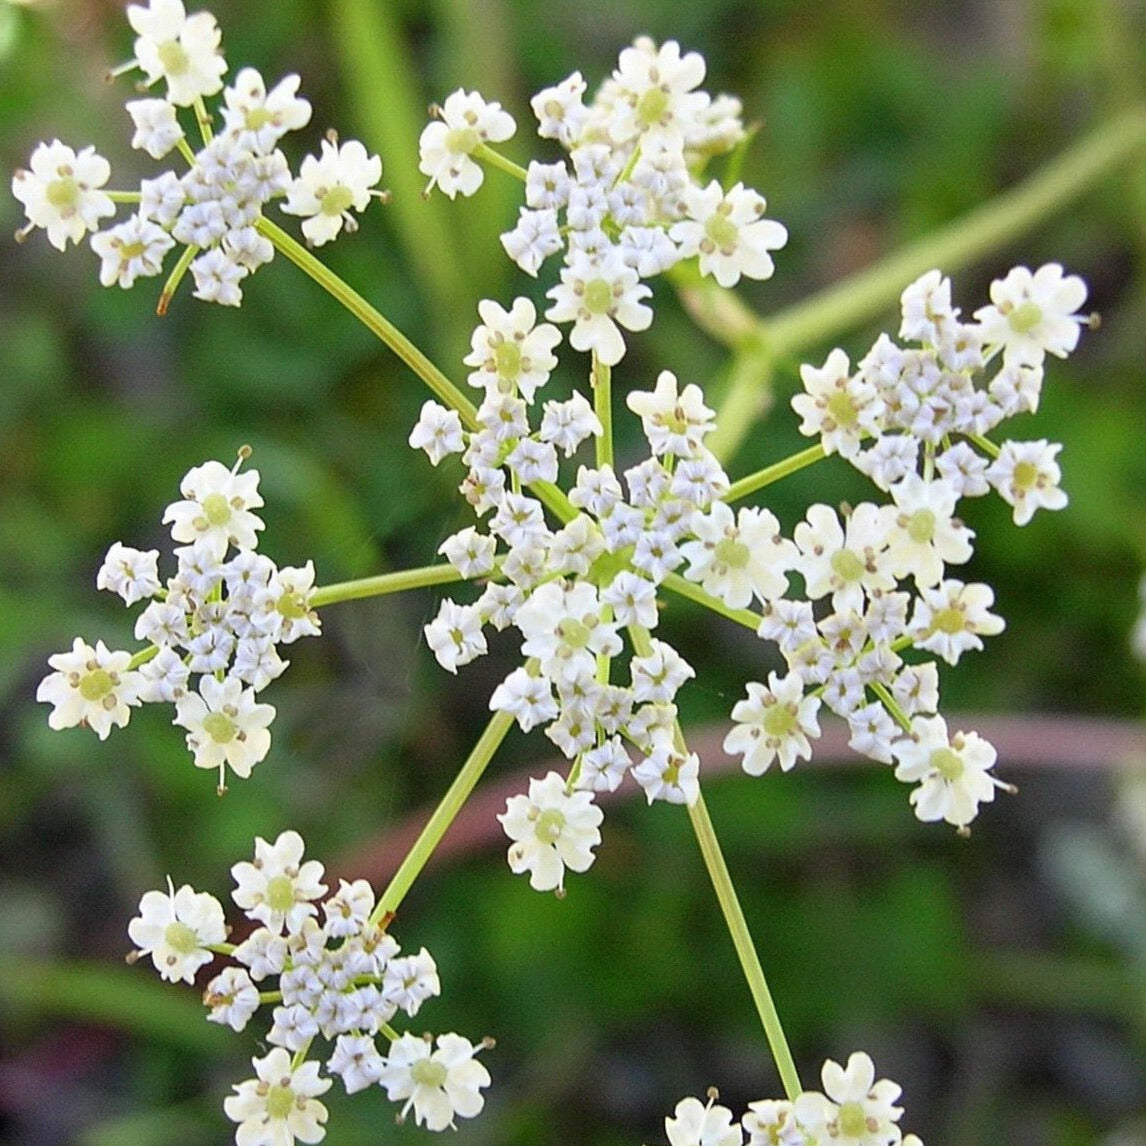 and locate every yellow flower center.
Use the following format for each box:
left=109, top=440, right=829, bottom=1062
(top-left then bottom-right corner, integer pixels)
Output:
left=930, top=746, right=964, bottom=781
left=79, top=668, right=115, bottom=702
left=320, top=185, right=355, bottom=217
left=411, top=1058, right=448, bottom=1089
left=163, top=919, right=200, bottom=954
left=714, top=537, right=750, bottom=570
left=202, top=711, right=236, bottom=743
left=535, top=808, right=566, bottom=846
left=907, top=509, right=936, bottom=544
left=1008, top=300, right=1043, bottom=334
left=830, top=549, right=865, bottom=583
left=637, top=86, right=670, bottom=127
left=157, top=40, right=190, bottom=77
left=583, top=277, right=614, bottom=315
